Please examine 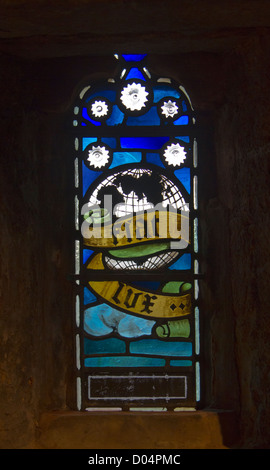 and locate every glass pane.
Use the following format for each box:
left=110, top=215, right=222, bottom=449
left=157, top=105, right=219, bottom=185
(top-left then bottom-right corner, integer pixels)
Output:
left=121, top=54, right=147, bottom=61
left=120, top=136, right=169, bottom=149
left=74, top=54, right=199, bottom=410
left=126, top=67, right=146, bottom=81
